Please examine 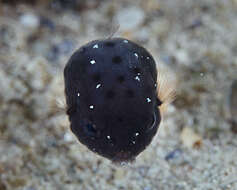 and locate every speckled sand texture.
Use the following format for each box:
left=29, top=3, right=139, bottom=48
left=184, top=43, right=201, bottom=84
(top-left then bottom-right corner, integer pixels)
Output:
left=0, top=0, right=237, bottom=190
